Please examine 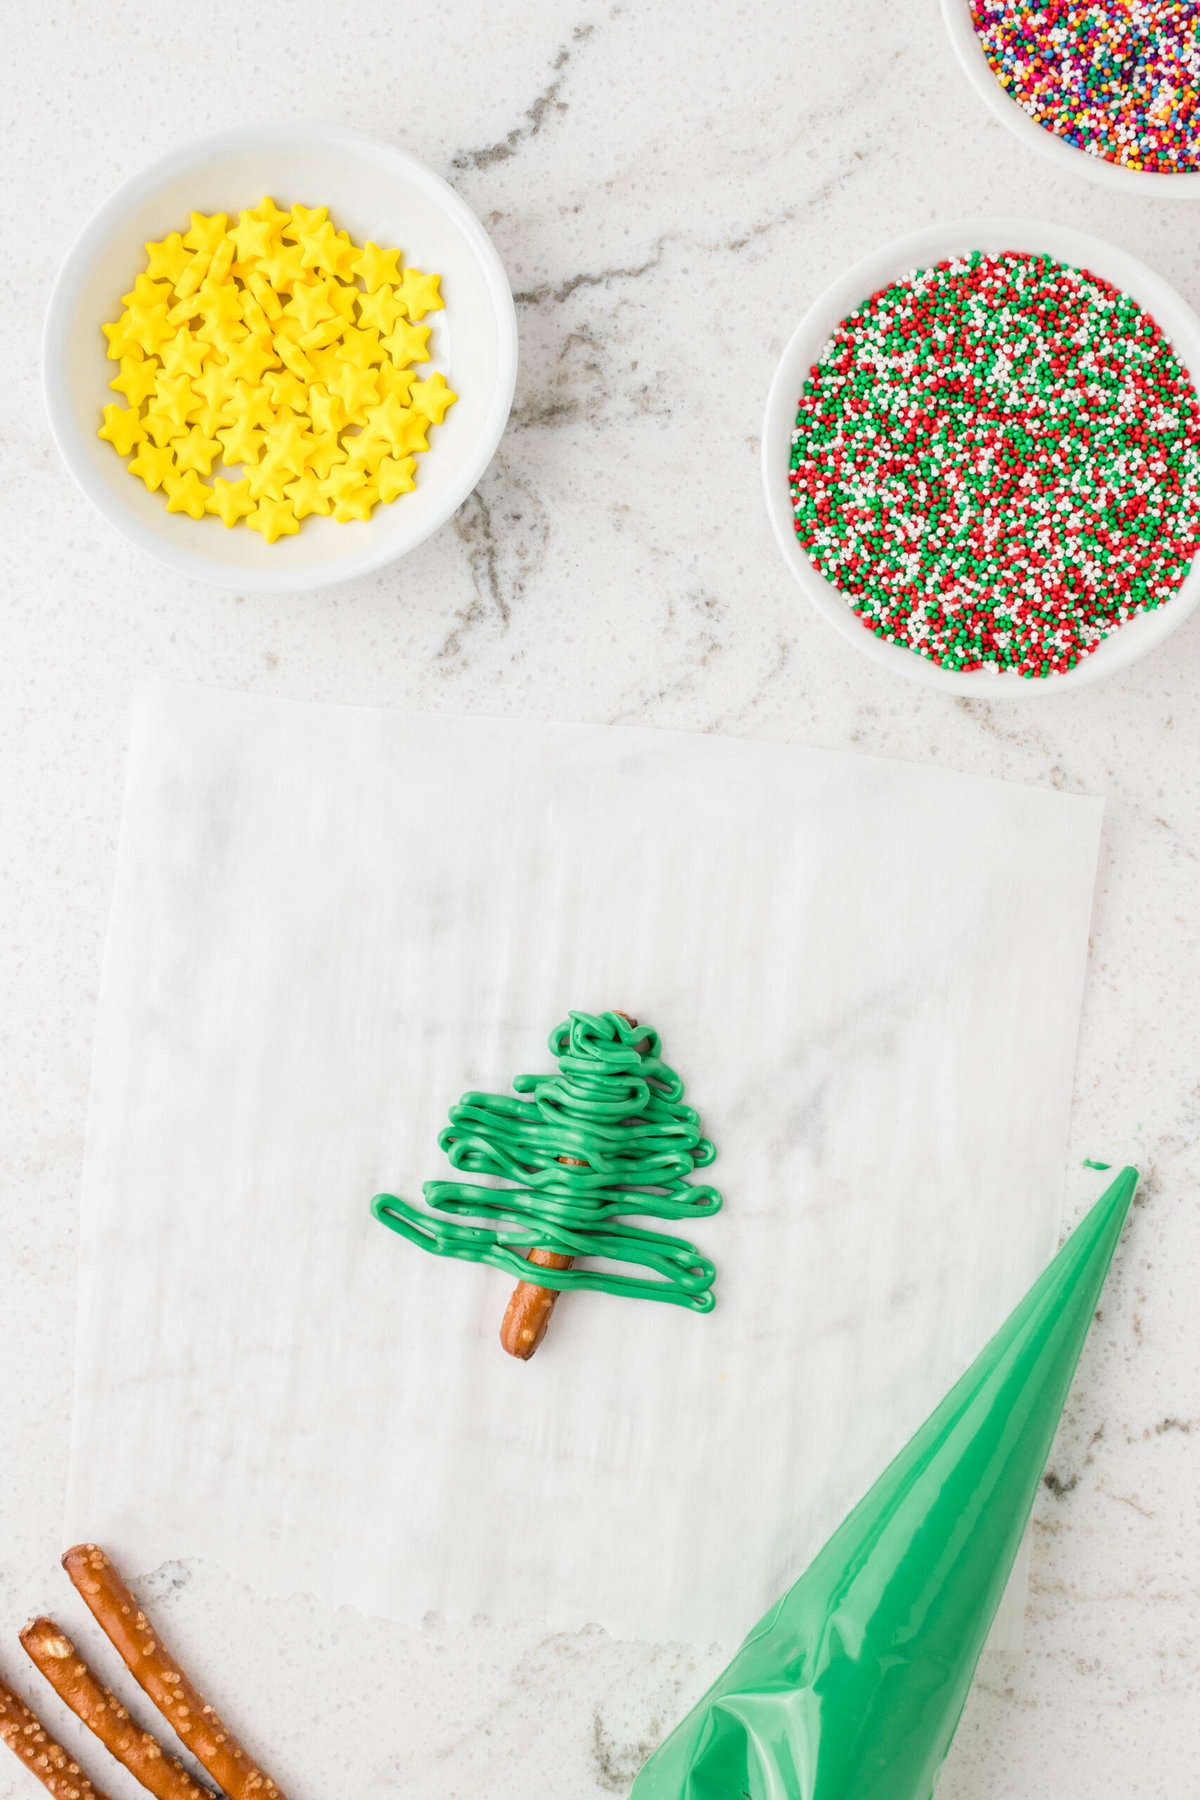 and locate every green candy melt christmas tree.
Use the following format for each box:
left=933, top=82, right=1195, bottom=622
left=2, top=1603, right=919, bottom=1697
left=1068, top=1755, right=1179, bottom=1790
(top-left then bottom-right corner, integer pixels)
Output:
left=632, top=1165, right=1138, bottom=1800
left=371, top=1009, right=722, bottom=1357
